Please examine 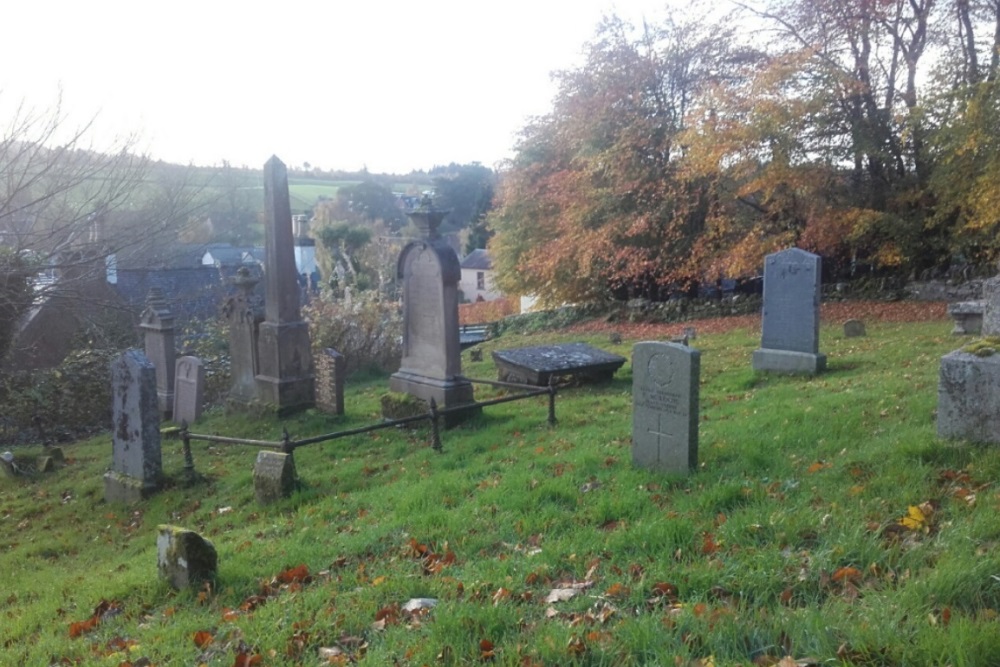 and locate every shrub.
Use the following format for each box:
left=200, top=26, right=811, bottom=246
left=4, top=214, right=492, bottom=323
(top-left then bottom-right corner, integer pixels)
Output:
left=305, top=293, right=402, bottom=376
